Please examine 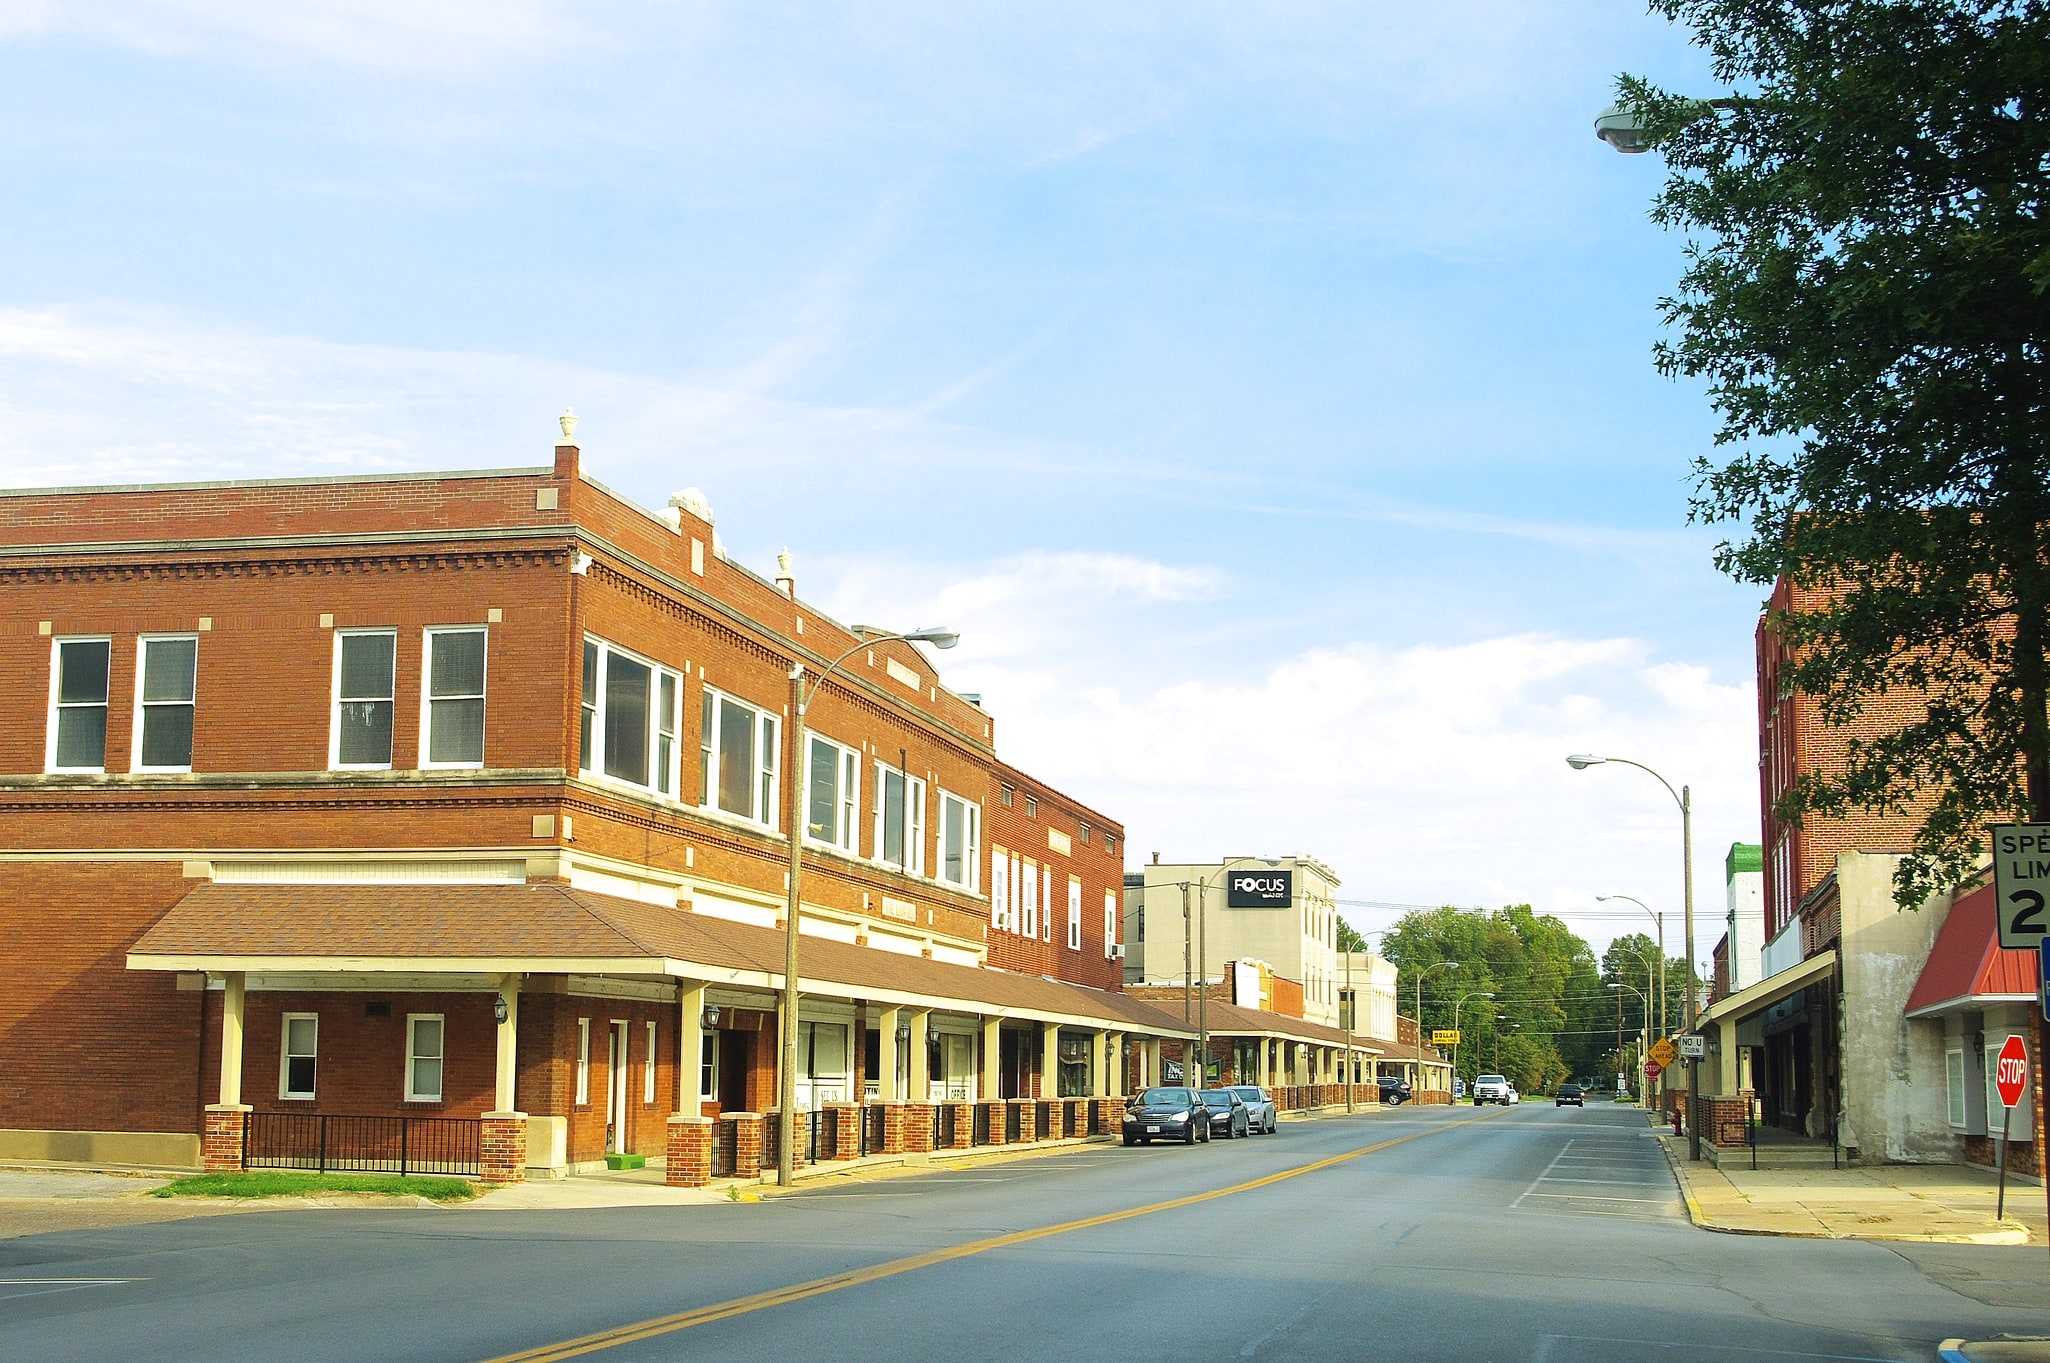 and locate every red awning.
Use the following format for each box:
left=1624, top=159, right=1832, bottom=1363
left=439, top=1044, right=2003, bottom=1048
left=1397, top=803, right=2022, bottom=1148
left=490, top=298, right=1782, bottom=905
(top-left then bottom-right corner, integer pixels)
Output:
left=1903, top=883, right=2040, bottom=1017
